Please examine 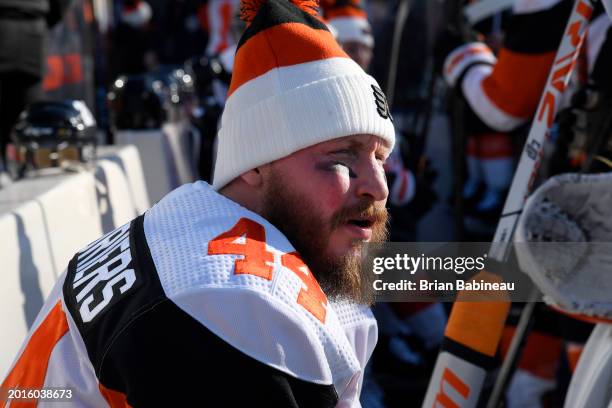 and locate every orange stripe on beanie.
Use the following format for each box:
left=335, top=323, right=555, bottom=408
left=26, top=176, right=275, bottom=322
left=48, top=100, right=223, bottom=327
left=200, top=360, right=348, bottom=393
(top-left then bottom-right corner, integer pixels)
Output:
left=229, top=0, right=348, bottom=96
left=213, top=0, right=395, bottom=190
left=229, top=23, right=346, bottom=96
